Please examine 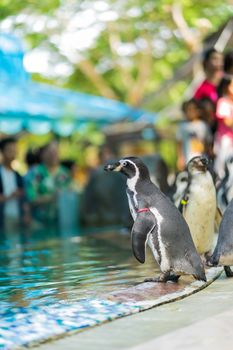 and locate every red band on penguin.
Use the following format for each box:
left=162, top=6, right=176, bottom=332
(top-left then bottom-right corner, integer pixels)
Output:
left=137, top=208, right=150, bottom=213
